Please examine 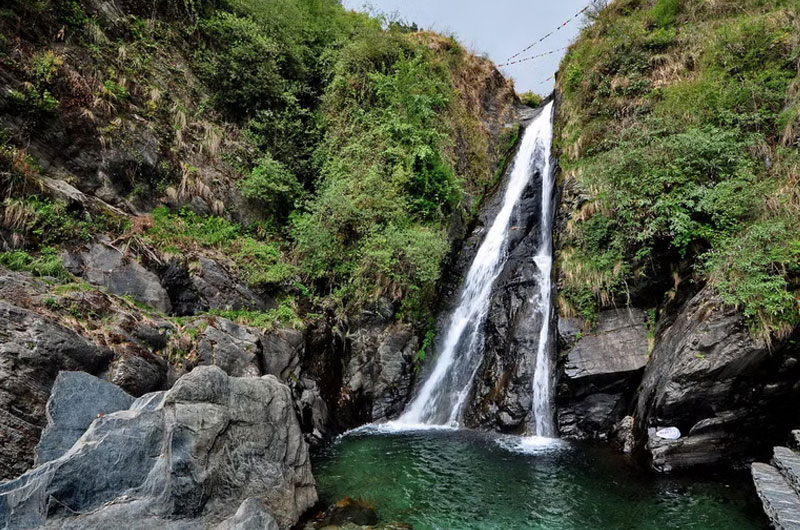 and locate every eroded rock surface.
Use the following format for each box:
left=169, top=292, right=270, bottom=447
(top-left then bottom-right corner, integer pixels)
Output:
left=556, top=308, right=649, bottom=440
left=35, top=371, right=135, bottom=466
left=0, top=366, right=316, bottom=529
left=0, top=300, right=114, bottom=480
left=342, top=318, right=418, bottom=425
left=634, top=287, right=800, bottom=472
